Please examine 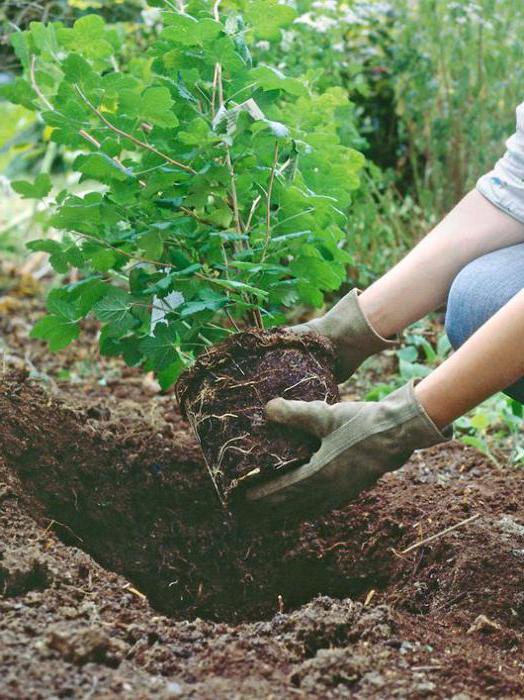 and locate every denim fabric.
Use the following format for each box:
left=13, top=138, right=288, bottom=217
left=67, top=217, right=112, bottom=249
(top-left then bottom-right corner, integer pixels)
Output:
left=445, top=244, right=524, bottom=402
